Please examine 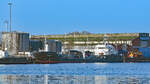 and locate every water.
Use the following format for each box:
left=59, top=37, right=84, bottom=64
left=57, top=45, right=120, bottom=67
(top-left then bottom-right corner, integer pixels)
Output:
left=0, top=63, right=150, bottom=84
